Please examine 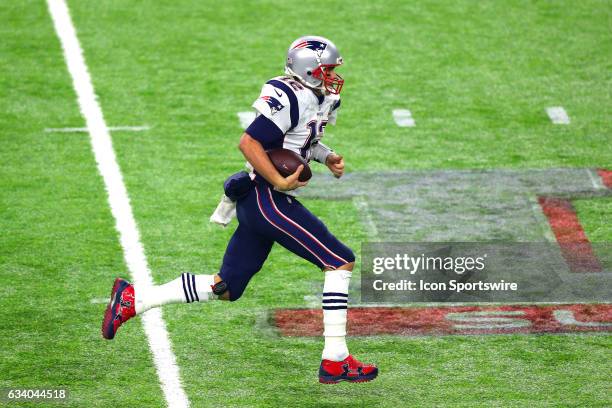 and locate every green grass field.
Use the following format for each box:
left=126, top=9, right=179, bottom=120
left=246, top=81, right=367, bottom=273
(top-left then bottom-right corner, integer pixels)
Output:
left=1, top=0, right=610, bottom=407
